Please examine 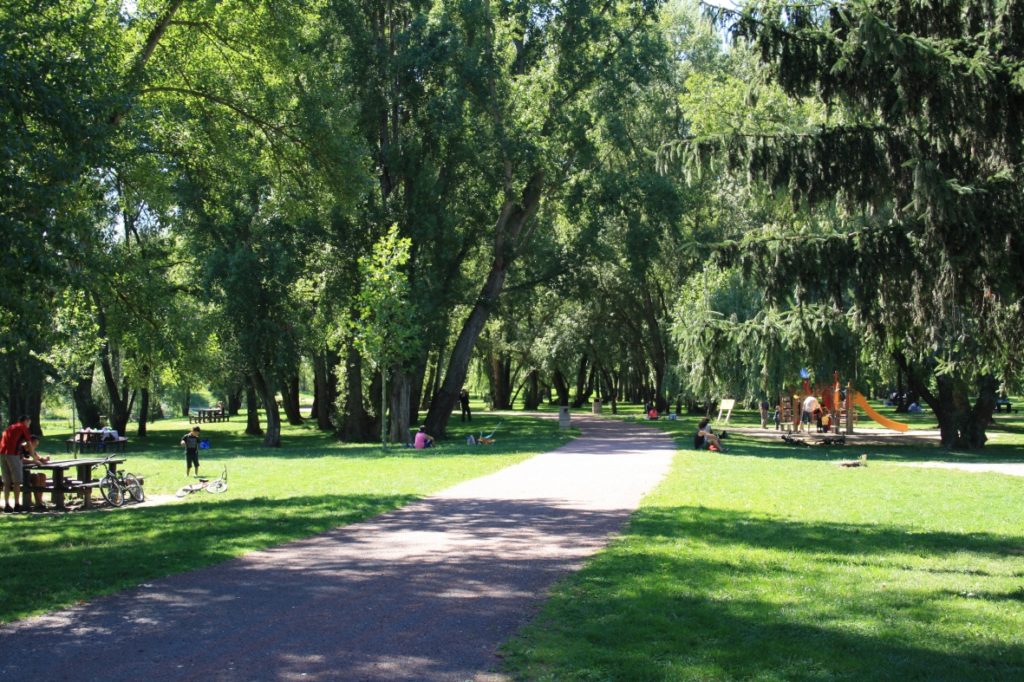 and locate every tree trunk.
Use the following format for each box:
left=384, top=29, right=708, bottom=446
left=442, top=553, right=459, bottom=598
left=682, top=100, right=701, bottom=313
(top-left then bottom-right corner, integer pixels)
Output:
left=72, top=372, right=102, bottom=429
left=138, top=387, right=149, bottom=438
left=487, top=351, right=512, bottom=410
left=963, top=374, right=998, bottom=448
left=342, top=342, right=374, bottom=441
left=389, top=368, right=413, bottom=444
left=180, top=387, right=191, bottom=418
left=421, top=349, right=440, bottom=411
left=245, top=384, right=263, bottom=436
left=310, top=352, right=335, bottom=431
left=424, top=263, right=508, bottom=437
left=227, top=387, right=242, bottom=416
left=5, top=353, right=44, bottom=437
left=571, top=355, right=589, bottom=408
left=552, top=369, right=570, bottom=406
left=408, top=353, right=428, bottom=425
left=98, top=346, right=131, bottom=436
left=894, top=351, right=994, bottom=448
left=640, top=285, right=669, bottom=412
left=282, top=373, right=304, bottom=426
left=423, top=174, right=543, bottom=438
left=252, top=370, right=281, bottom=447
left=523, top=369, right=542, bottom=410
